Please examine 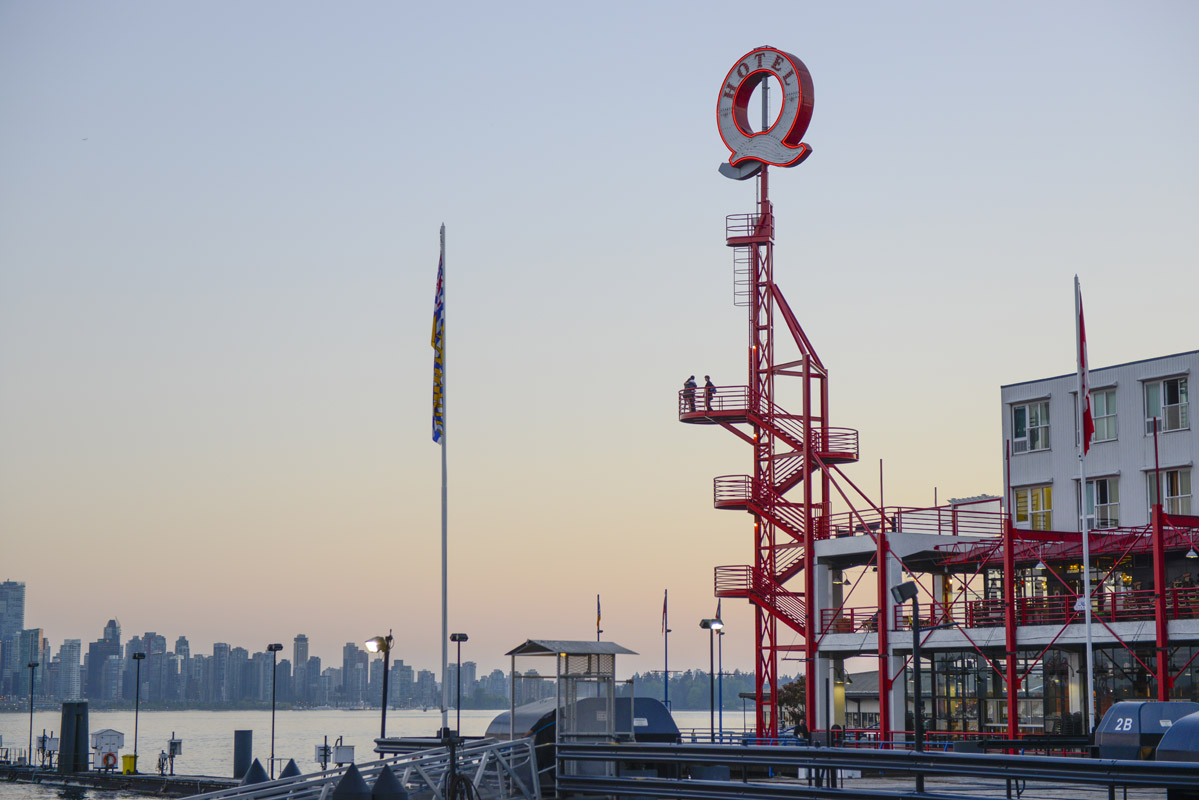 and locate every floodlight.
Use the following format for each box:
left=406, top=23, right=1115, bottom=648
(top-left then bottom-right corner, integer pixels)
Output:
left=890, top=581, right=918, bottom=605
